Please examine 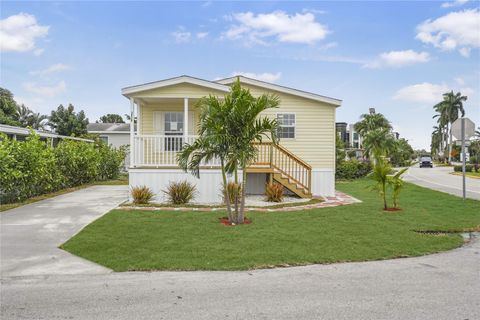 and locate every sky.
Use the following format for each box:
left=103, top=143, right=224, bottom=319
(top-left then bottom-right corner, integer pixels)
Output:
left=1, top=0, right=479, bottom=150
